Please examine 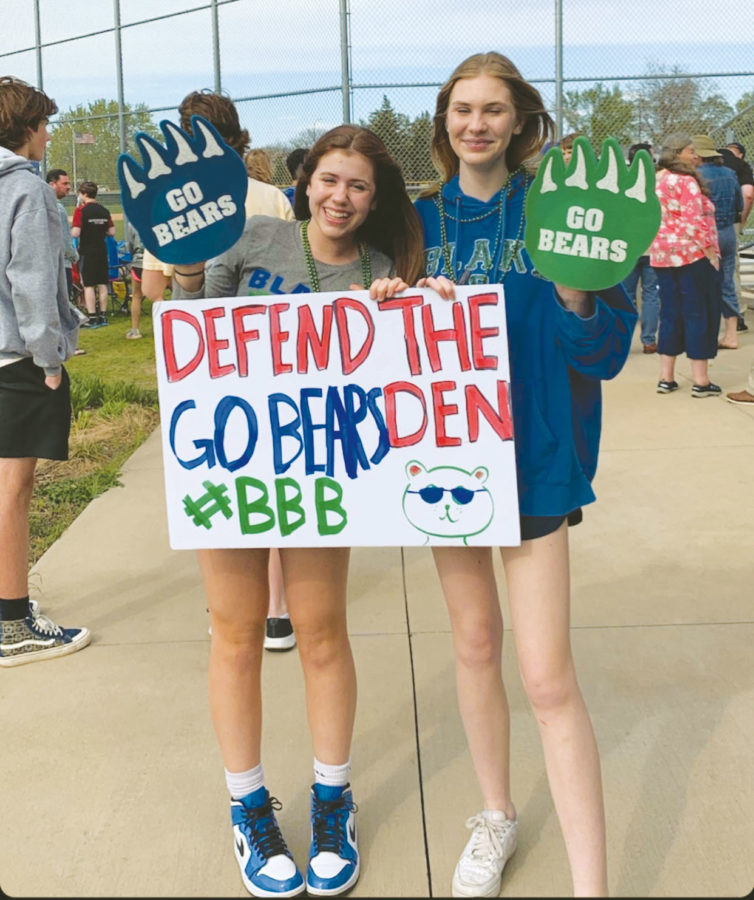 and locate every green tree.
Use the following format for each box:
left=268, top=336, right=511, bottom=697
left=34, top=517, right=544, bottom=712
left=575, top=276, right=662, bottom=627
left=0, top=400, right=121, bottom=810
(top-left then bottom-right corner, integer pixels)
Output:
left=735, top=91, right=754, bottom=114
left=404, top=111, right=435, bottom=184
left=638, top=66, right=734, bottom=144
left=48, top=99, right=160, bottom=190
left=362, top=95, right=411, bottom=175
left=562, top=83, right=635, bottom=147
